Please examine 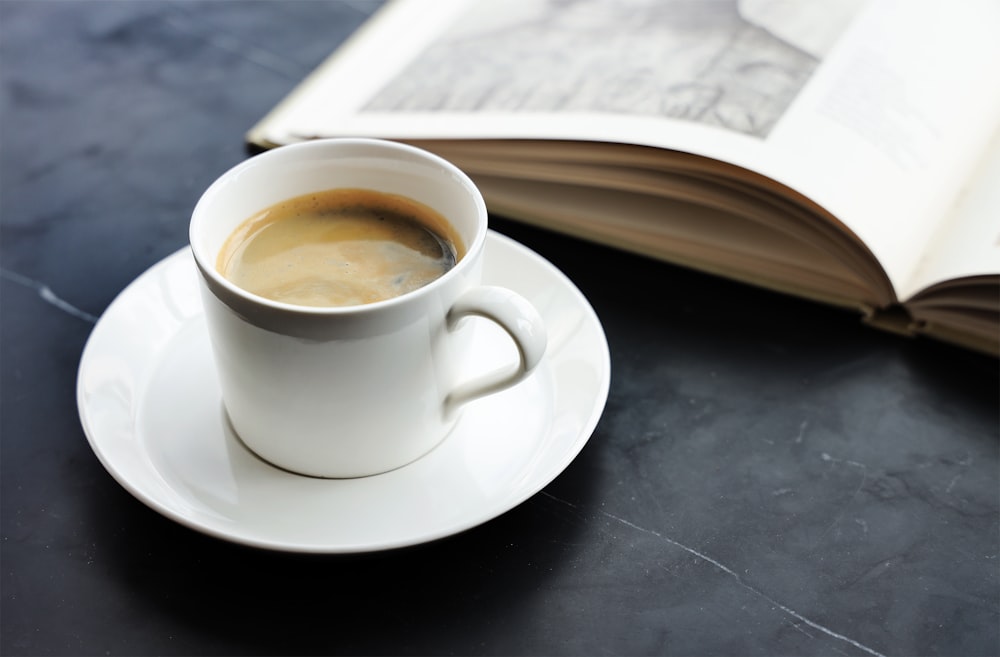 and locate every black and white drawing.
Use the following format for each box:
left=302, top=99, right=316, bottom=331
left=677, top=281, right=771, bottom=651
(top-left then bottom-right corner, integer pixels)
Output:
left=364, top=0, right=866, bottom=138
